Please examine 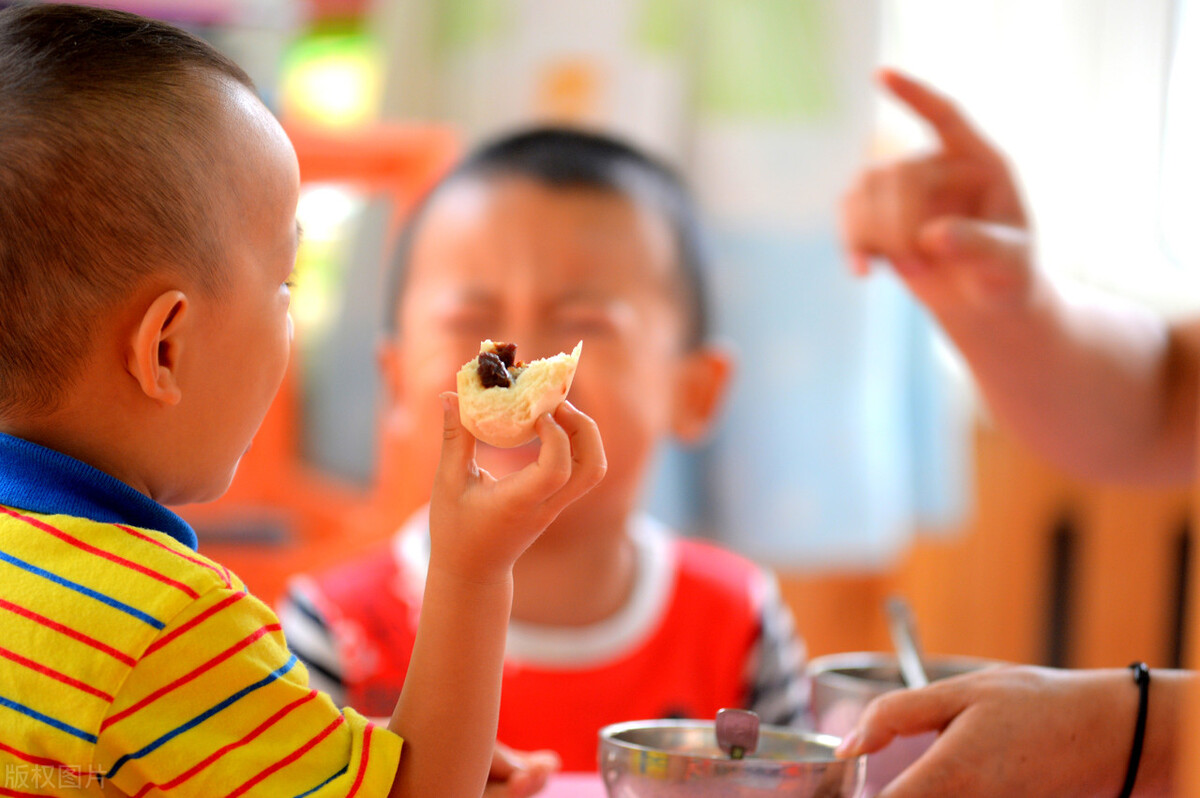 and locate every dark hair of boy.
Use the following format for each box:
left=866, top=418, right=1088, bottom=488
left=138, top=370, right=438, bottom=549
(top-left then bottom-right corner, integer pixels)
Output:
left=382, top=127, right=713, bottom=348
left=0, top=3, right=254, bottom=417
